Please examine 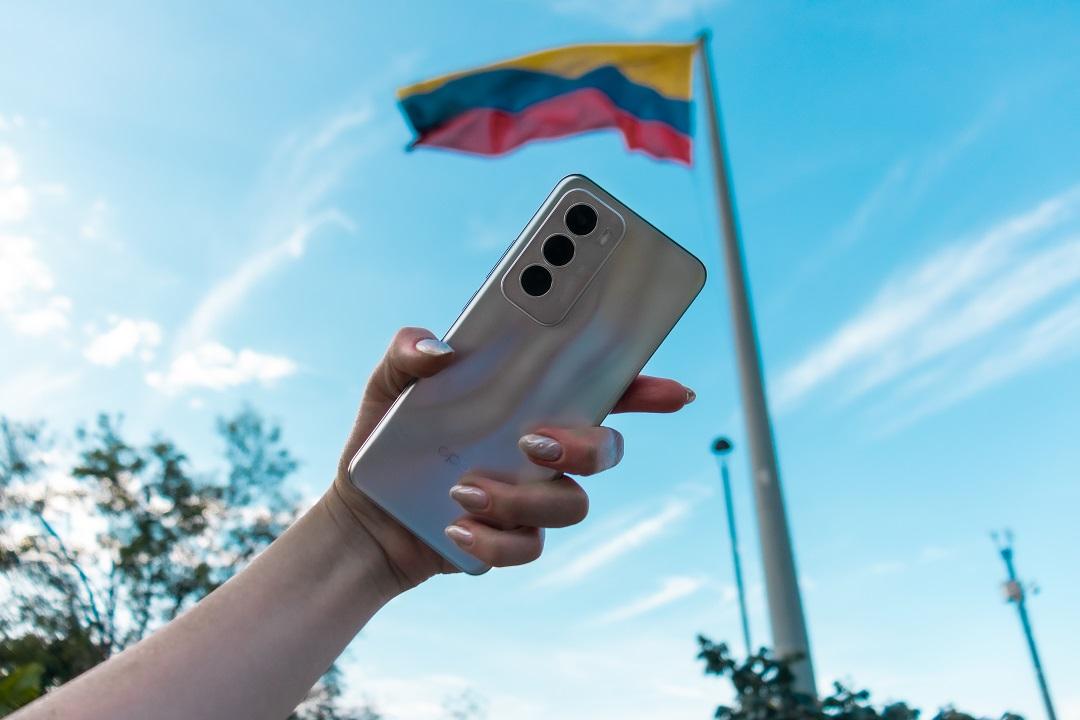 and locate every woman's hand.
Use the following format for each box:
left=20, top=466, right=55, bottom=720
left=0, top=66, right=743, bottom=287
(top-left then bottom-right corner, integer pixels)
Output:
left=330, top=327, right=694, bottom=591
